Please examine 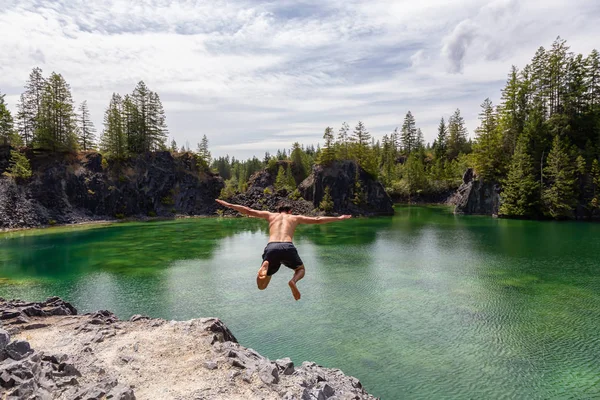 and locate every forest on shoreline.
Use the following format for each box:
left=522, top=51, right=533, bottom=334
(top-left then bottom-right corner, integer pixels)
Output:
left=1, top=37, right=599, bottom=220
